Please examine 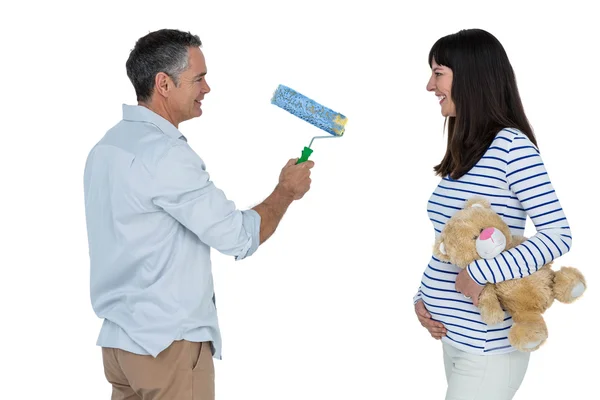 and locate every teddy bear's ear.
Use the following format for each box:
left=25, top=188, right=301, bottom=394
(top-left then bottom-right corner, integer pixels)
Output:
left=433, top=237, right=449, bottom=261
left=439, top=241, right=447, bottom=255
left=465, top=196, right=491, bottom=210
